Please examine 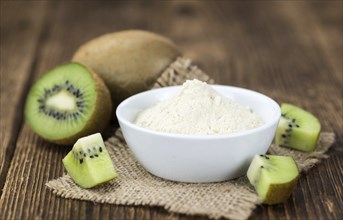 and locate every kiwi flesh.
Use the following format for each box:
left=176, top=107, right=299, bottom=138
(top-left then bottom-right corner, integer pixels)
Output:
left=275, top=103, right=321, bottom=152
left=24, top=63, right=112, bottom=145
left=247, top=155, right=299, bottom=205
left=72, top=30, right=181, bottom=108
left=62, top=133, right=117, bottom=188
